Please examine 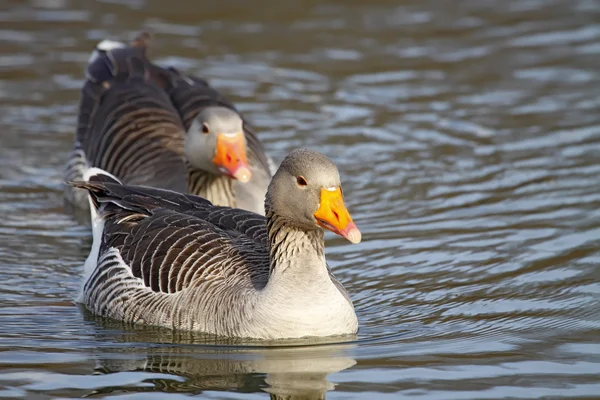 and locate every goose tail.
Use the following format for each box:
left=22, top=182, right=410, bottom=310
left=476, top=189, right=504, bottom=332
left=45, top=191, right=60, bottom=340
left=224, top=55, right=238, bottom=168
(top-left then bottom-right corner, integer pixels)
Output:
left=71, top=168, right=121, bottom=303
left=83, top=167, right=121, bottom=184
left=79, top=167, right=121, bottom=217
left=87, top=39, right=126, bottom=65
left=85, top=33, right=152, bottom=84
